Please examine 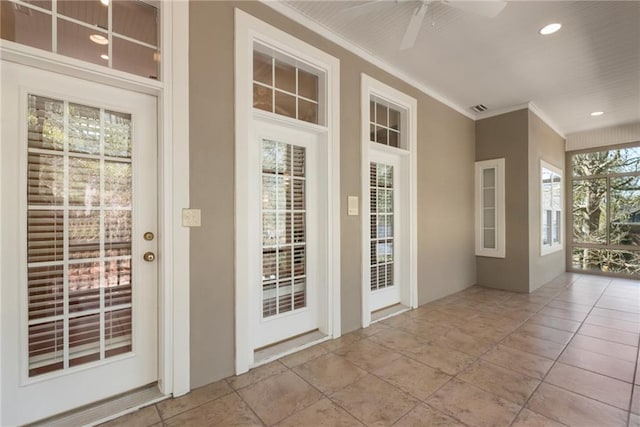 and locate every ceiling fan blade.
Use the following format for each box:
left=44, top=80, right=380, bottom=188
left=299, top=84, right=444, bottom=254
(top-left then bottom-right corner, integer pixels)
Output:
left=400, top=2, right=428, bottom=50
left=441, top=1, right=507, bottom=18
